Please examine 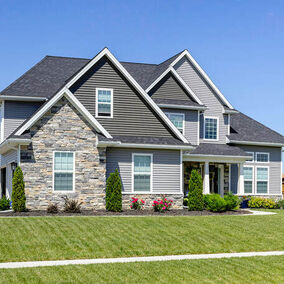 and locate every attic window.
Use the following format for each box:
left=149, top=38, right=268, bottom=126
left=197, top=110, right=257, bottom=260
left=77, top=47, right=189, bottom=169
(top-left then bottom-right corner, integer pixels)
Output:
left=96, top=88, right=113, bottom=118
